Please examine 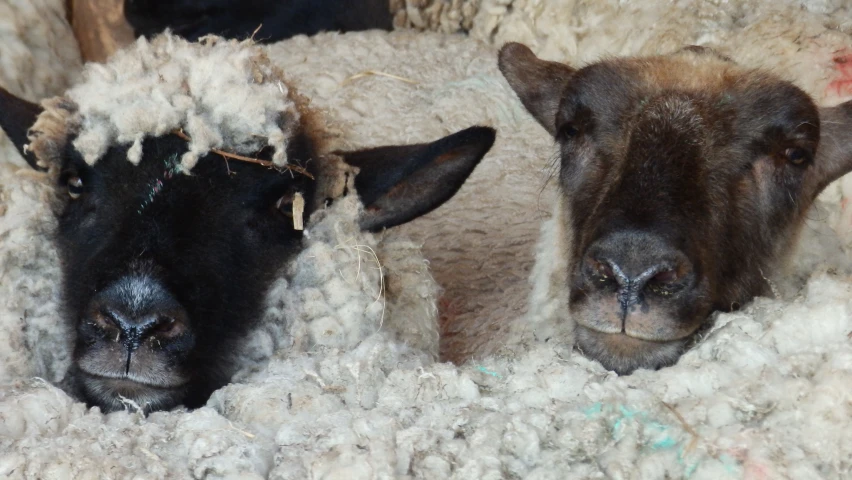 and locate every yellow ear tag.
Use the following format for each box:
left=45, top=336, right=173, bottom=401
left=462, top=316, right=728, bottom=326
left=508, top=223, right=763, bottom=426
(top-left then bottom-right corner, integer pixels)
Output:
left=293, top=192, right=305, bottom=231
